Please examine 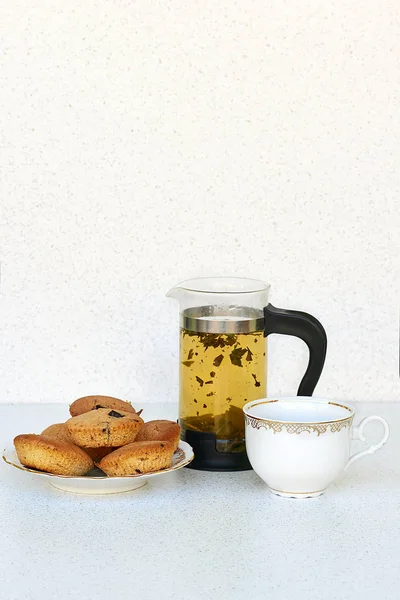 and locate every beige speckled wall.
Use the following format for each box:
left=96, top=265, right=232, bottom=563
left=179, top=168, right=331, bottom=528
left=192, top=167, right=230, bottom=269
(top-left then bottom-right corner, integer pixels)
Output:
left=1, top=1, right=399, bottom=404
